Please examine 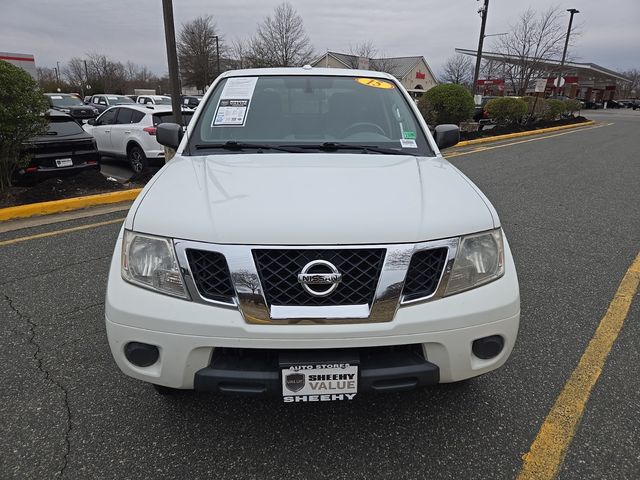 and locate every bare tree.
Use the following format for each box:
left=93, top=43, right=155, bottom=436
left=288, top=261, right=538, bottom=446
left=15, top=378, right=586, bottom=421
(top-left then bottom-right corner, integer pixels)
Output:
left=177, top=16, right=222, bottom=89
left=64, top=58, right=88, bottom=96
left=616, top=68, right=639, bottom=98
left=492, top=7, right=577, bottom=95
left=85, top=52, right=128, bottom=93
left=229, top=38, right=251, bottom=69
left=344, top=41, right=396, bottom=74
left=344, top=40, right=378, bottom=68
left=36, top=67, right=59, bottom=92
left=250, top=2, right=314, bottom=67
left=177, top=15, right=223, bottom=92
left=441, top=53, right=474, bottom=86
